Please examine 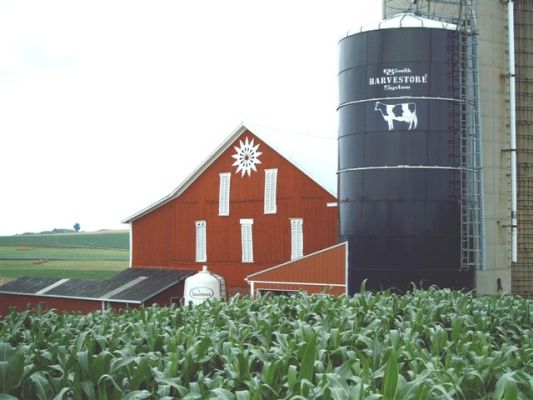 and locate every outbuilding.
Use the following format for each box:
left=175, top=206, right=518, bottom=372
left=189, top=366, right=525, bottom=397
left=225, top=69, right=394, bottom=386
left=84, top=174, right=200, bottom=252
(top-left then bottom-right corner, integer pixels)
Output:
left=0, top=268, right=193, bottom=316
left=246, top=242, right=347, bottom=297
